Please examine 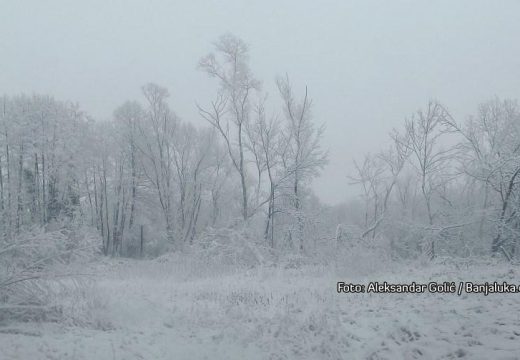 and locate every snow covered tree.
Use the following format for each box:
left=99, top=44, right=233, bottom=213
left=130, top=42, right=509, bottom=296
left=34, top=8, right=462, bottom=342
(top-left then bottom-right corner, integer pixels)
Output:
left=276, top=75, right=328, bottom=253
left=198, top=34, right=261, bottom=220
left=445, top=98, right=520, bottom=259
